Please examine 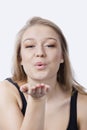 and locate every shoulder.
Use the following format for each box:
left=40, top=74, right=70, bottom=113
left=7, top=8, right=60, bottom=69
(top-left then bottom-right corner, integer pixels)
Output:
left=0, top=79, right=19, bottom=97
left=77, top=92, right=87, bottom=128
left=78, top=92, right=87, bottom=109
left=0, top=80, right=13, bottom=99
left=0, top=79, right=22, bottom=109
